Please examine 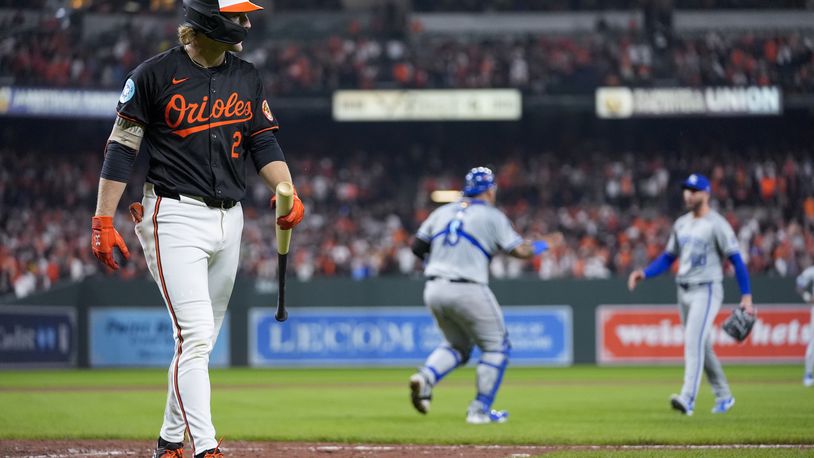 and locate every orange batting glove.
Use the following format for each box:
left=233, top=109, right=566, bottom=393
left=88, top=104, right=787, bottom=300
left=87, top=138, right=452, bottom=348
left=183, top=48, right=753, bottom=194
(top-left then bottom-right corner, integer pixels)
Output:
left=270, top=187, right=304, bottom=230
left=91, top=216, right=131, bottom=270
left=129, top=202, right=144, bottom=224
